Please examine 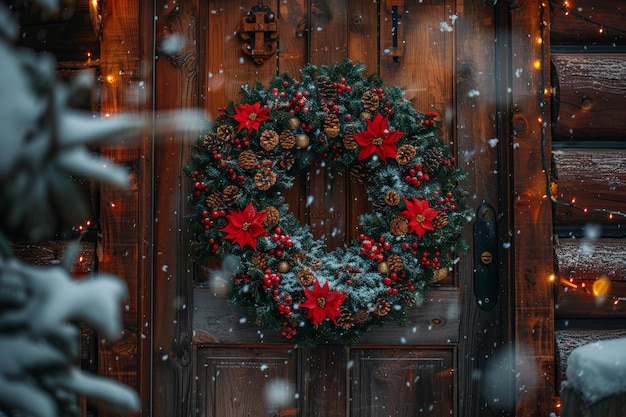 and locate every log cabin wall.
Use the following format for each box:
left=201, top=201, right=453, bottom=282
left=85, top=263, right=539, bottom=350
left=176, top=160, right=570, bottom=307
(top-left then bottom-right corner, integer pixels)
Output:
left=549, top=0, right=626, bottom=401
